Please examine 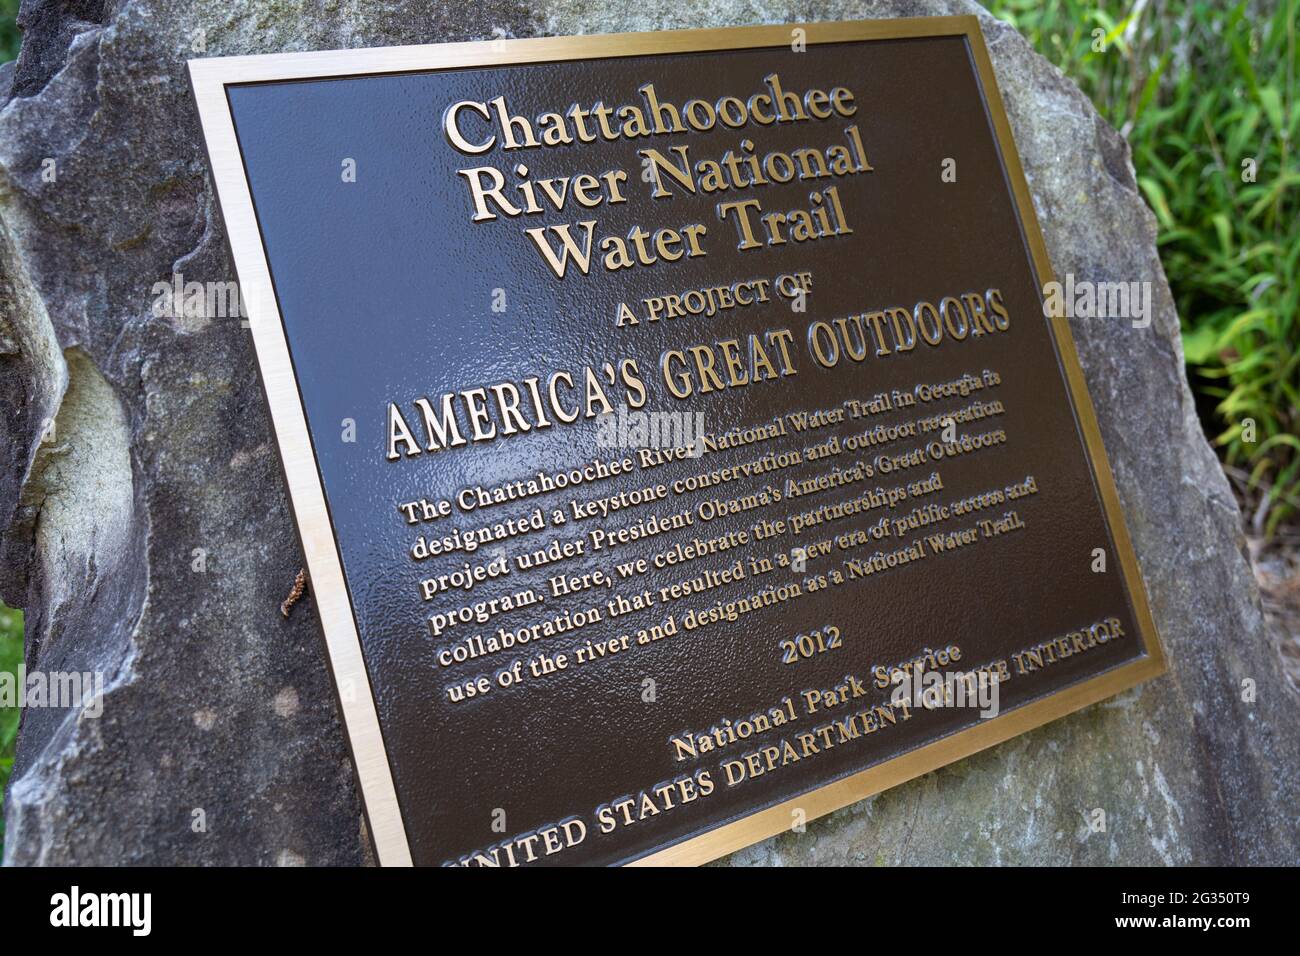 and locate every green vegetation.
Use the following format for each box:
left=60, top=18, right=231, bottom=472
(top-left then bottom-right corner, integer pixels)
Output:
left=986, top=0, right=1299, bottom=534
left=0, top=0, right=18, bottom=65
left=0, top=603, right=21, bottom=855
